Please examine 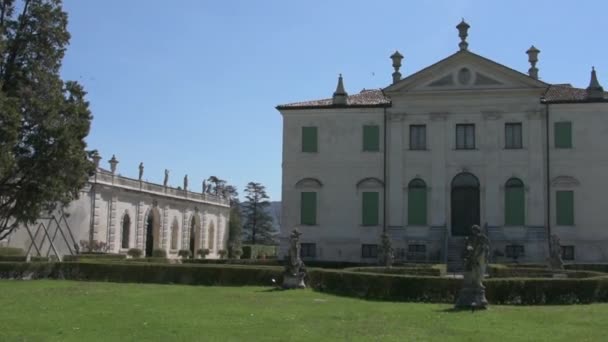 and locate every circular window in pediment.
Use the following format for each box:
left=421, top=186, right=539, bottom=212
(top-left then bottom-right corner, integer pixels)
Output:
left=457, top=68, right=471, bottom=85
